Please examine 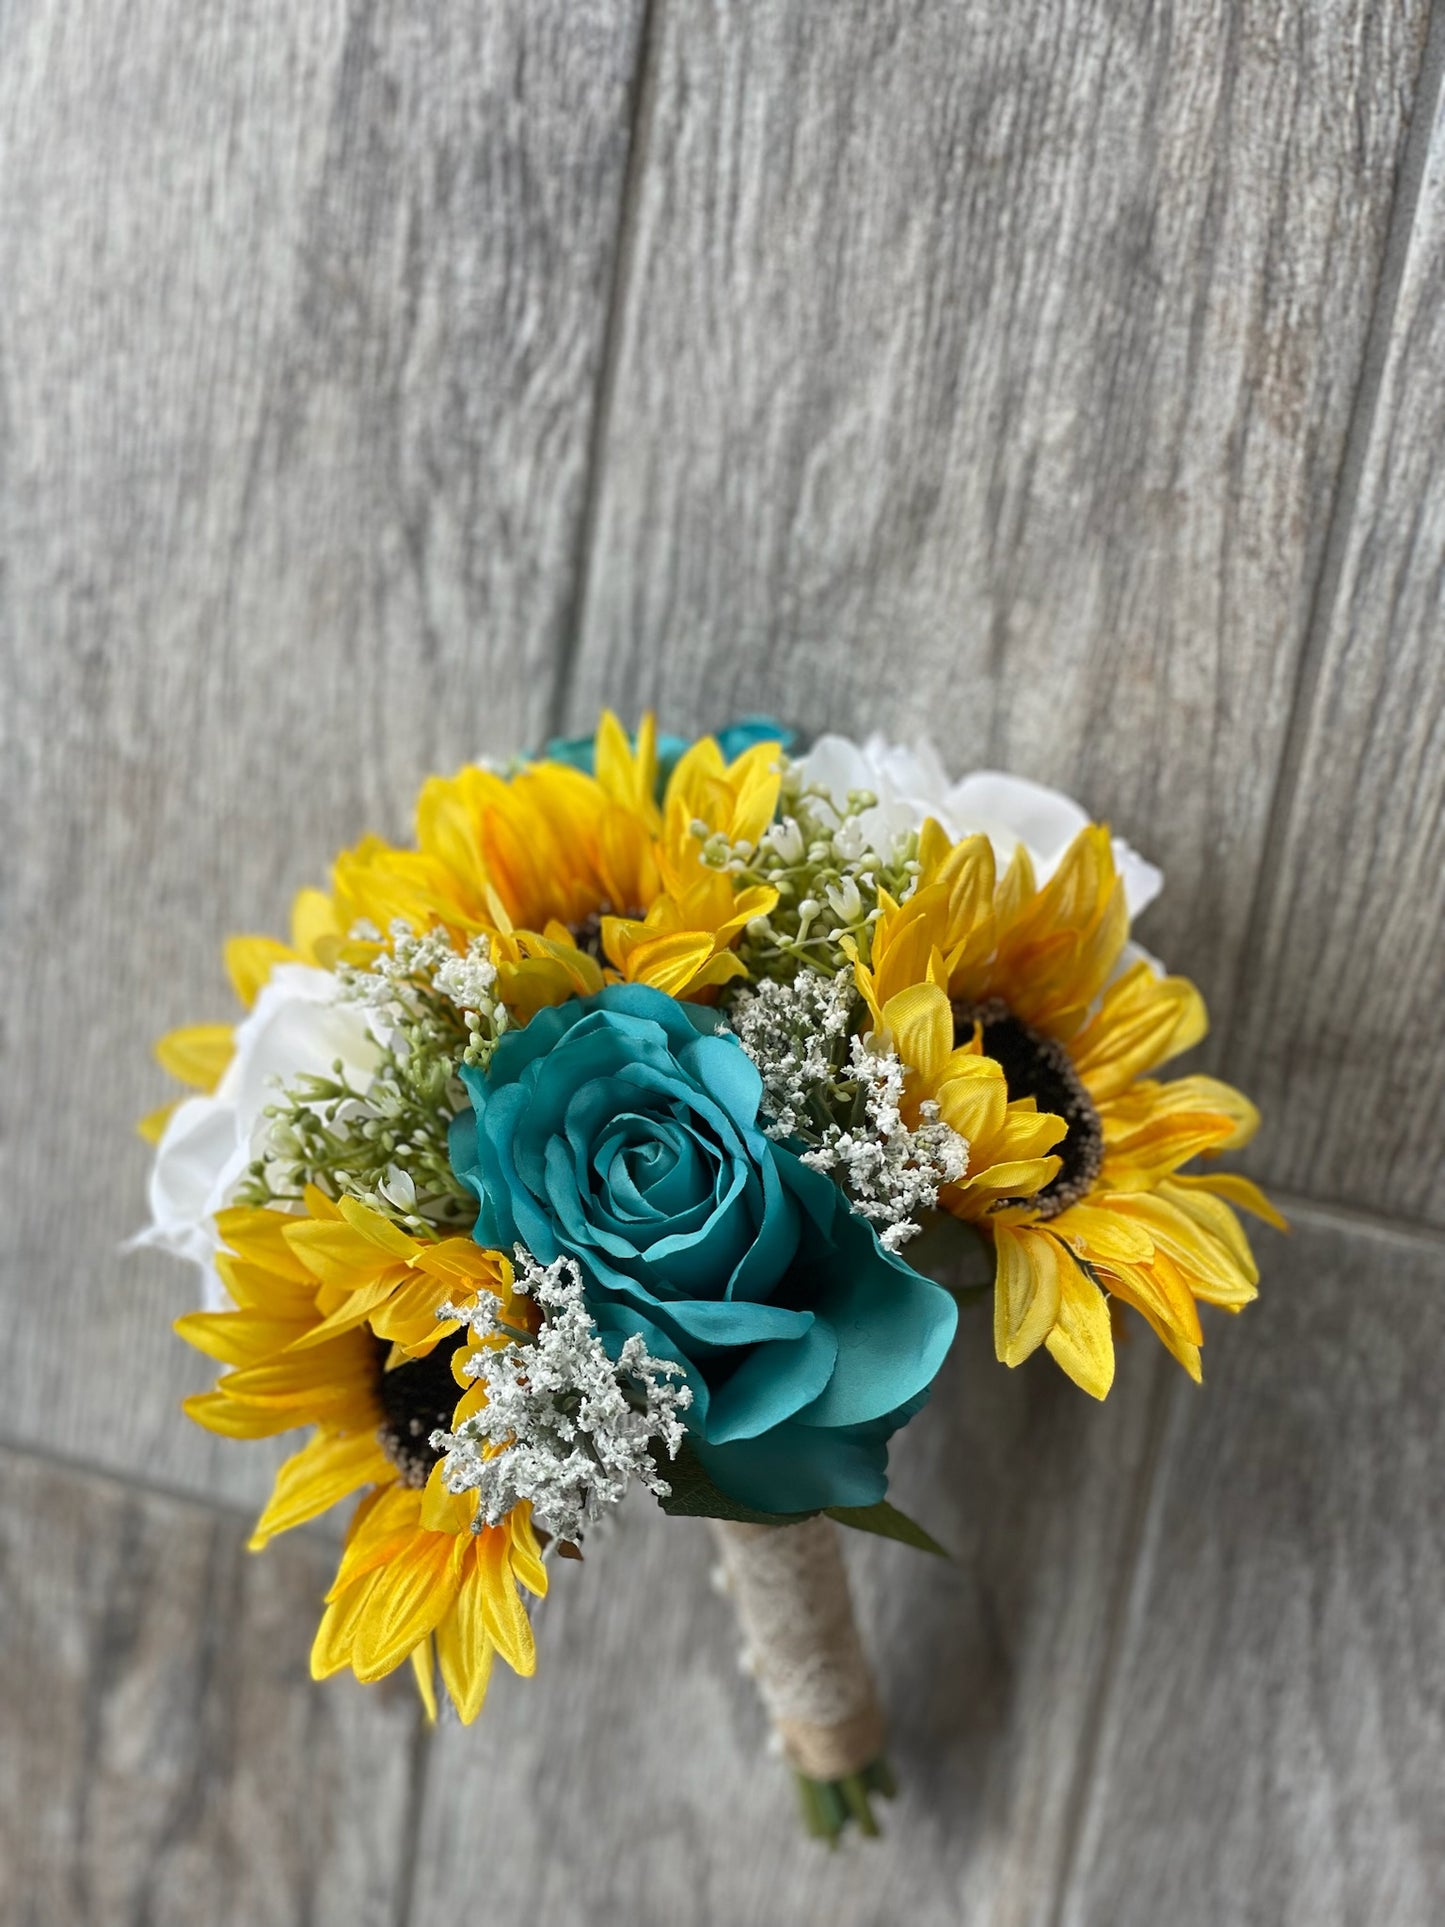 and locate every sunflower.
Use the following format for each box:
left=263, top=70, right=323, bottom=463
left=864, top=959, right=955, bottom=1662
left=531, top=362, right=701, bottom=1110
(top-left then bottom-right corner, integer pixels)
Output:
left=325, top=712, right=782, bottom=1013
left=144, top=716, right=782, bottom=1153
left=854, top=822, right=1283, bottom=1398
left=176, top=1193, right=546, bottom=1722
